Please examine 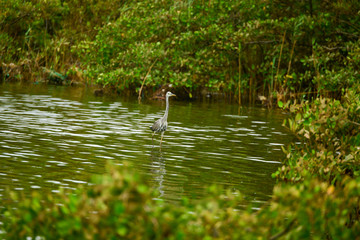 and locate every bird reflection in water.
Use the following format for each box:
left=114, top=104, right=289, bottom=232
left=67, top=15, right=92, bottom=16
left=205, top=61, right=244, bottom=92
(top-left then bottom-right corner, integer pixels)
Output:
left=149, top=150, right=166, bottom=199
